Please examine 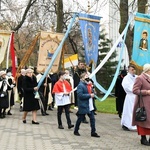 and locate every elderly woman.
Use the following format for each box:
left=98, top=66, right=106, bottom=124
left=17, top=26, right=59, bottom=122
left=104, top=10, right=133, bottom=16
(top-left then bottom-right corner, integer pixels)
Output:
left=132, top=64, right=150, bottom=146
left=22, top=68, right=40, bottom=124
